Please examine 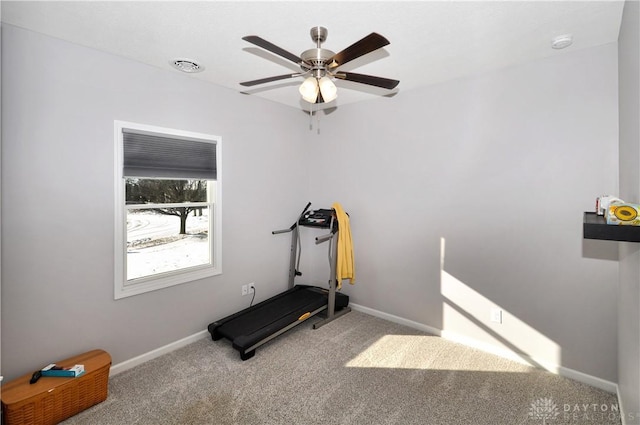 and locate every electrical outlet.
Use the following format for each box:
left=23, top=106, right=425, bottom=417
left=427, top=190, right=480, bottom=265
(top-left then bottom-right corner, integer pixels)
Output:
left=249, top=282, right=255, bottom=293
left=490, top=308, right=503, bottom=324
left=241, top=285, right=248, bottom=296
